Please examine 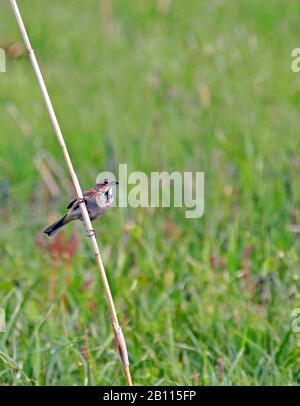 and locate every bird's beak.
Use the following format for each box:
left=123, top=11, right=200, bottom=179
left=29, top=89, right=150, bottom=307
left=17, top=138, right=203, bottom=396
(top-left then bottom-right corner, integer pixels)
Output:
left=110, top=180, right=119, bottom=187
